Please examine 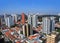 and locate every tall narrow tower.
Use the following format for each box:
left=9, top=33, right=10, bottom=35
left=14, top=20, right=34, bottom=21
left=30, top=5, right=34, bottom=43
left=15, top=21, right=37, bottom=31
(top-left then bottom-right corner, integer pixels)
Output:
left=0, top=18, right=2, bottom=26
left=42, top=17, right=55, bottom=34
left=42, top=17, right=50, bottom=34
left=58, top=13, right=60, bottom=22
left=21, top=13, right=25, bottom=24
left=28, top=14, right=33, bottom=35
left=12, top=14, right=18, bottom=23
left=50, top=17, right=55, bottom=32
left=32, top=15, right=37, bottom=28
left=22, top=23, right=31, bottom=37
left=5, top=16, right=14, bottom=27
